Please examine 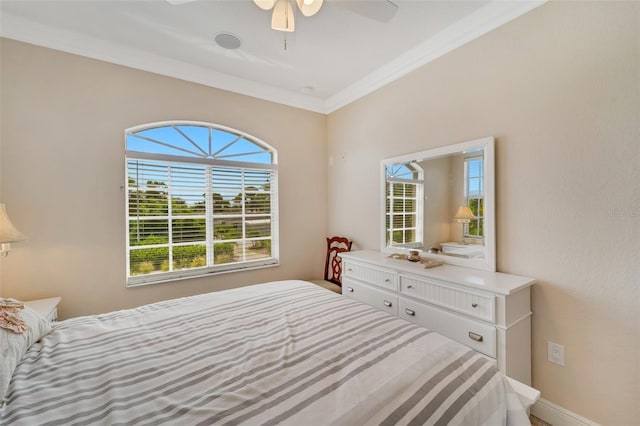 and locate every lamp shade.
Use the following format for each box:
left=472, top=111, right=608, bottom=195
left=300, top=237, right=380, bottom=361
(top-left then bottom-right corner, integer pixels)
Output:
left=453, top=205, right=475, bottom=222
left=0, top=203, right=27, bottom=243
